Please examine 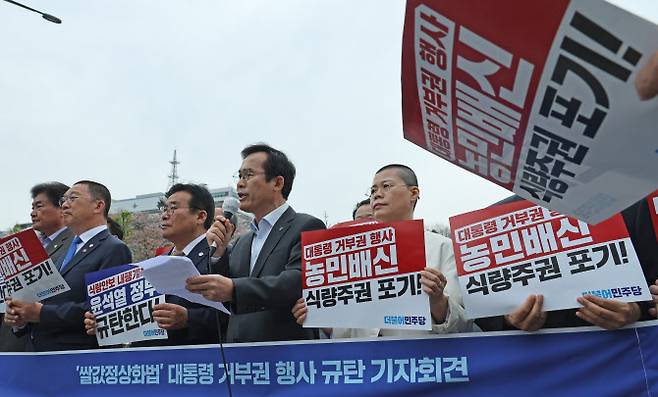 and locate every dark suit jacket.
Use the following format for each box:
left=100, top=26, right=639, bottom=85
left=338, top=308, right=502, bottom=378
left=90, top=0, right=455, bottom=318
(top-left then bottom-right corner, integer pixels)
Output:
left=217, top=206, right=325, bottom=343
left=0, top=228, right=73, bottom=352
left=46, top=227, right=74, bottom=267
left=21, top=228, right=132, bottom=351
left=475, top=195, right=658, bottom=331
left=135, top=239, right=224, bottom=346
